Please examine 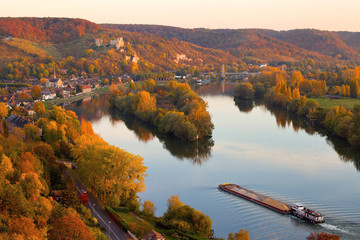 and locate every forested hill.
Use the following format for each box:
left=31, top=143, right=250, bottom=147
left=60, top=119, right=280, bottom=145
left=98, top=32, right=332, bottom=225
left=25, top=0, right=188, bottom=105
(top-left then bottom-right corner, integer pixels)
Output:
left=0, top=17, right=99, bottom=43
left=257, top=29, right=360, bottom=60
left=102, top=24, right=360, bottom=64
left=0, top=18, right=243, bottom=78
